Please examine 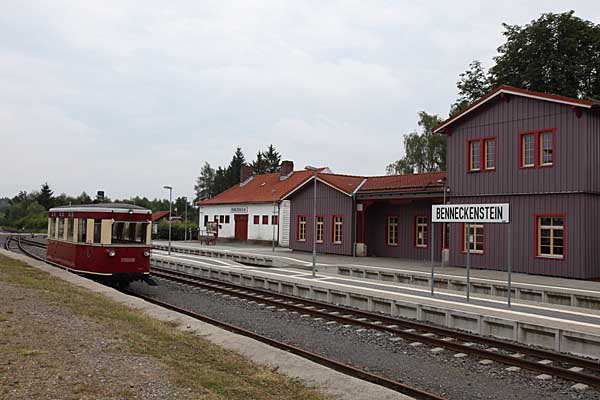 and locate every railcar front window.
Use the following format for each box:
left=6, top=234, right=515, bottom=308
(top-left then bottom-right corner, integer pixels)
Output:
left=78, top=219, right=87, bottom=243
left=93, top=219, right=102, bottom=243
left=58, top=218, right=65, bottom=239
left=112, top=221, right=147, bottom=244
